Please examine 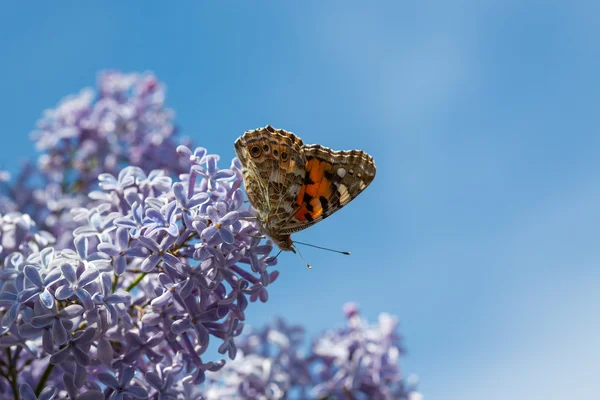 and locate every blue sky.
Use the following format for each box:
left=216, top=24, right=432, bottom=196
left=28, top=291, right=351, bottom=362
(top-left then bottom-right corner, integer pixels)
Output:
left=1, top=1, right=600, bottom=398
